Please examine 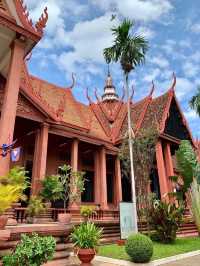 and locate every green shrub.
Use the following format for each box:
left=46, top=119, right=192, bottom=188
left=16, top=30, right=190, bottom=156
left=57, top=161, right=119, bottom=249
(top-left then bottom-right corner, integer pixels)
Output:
left=125, top=233, right=153, bottom=263
left=26, top=196, right=45, bottom=218
left=71, top=222, right=102, bottom=249
left=3, top=233, right=56, bottom=266
left=40, top=175, right=63, bottom=202
left=80, top=205, right=96, bottom=220
left=148, top=200, right=184, bottom=243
